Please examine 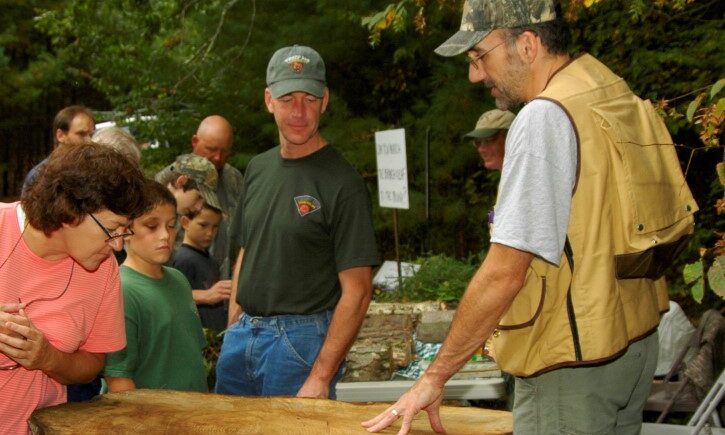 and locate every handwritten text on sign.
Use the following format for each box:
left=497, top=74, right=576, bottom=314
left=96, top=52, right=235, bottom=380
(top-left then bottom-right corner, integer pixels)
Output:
left=375, top=128, right=409, bottom=209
